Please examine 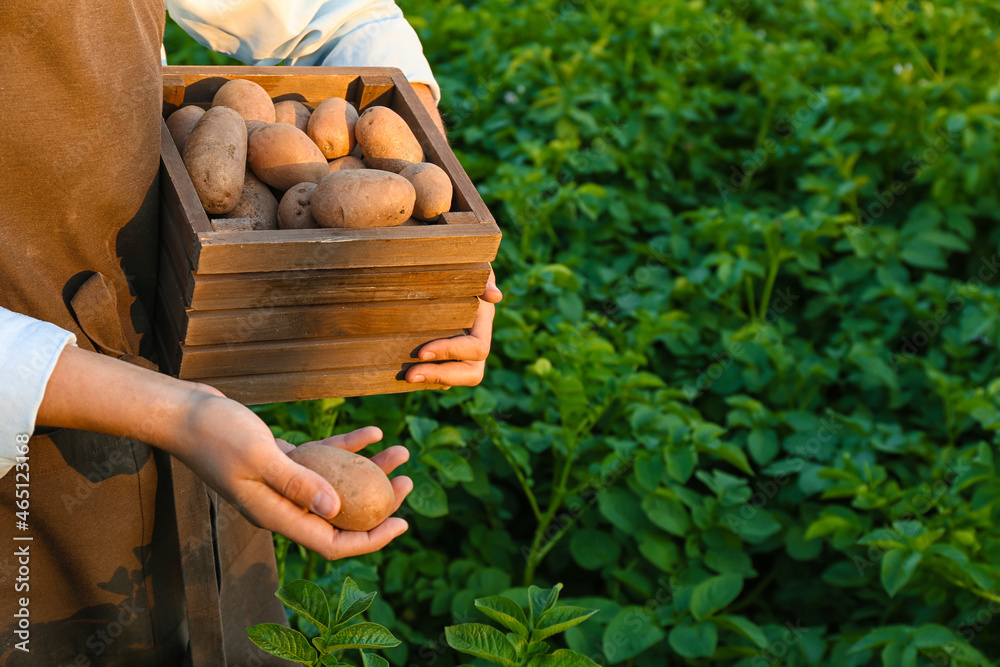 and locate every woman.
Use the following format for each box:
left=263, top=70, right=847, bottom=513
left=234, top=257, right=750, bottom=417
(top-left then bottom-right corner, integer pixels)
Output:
left=0, top=1, right=501, bottom=664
